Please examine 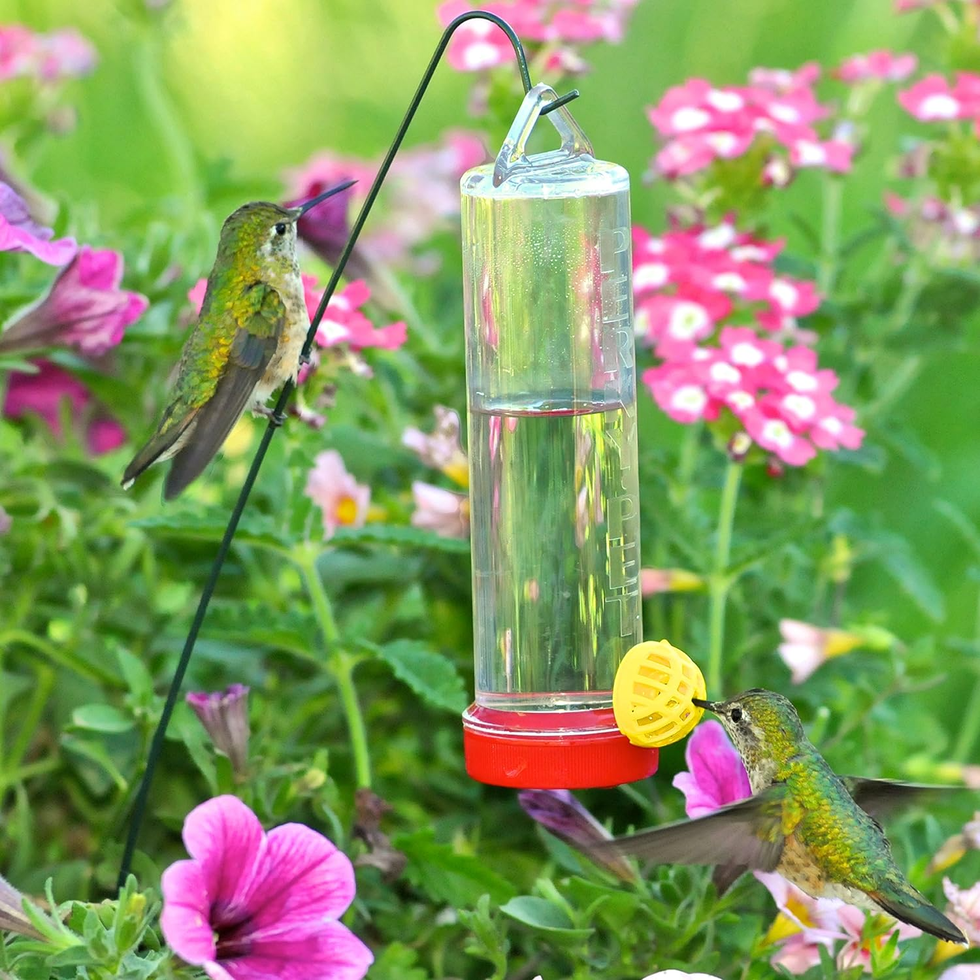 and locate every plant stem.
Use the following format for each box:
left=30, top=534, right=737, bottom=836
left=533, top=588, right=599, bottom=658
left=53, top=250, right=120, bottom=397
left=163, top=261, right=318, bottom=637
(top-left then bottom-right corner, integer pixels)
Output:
left=953, top=589, right=980, bottom=762
left=818, top=175, right=843, bottom=295
left=297, top=550, right=372, bottom=788
left=706, top=461, right=742, bottom=696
